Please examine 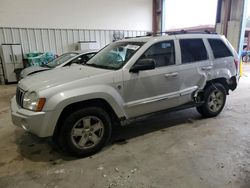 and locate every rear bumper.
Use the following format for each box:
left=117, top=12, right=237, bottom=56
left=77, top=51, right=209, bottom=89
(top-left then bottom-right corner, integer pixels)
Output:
left=228, top=75, right=239, bottom=91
